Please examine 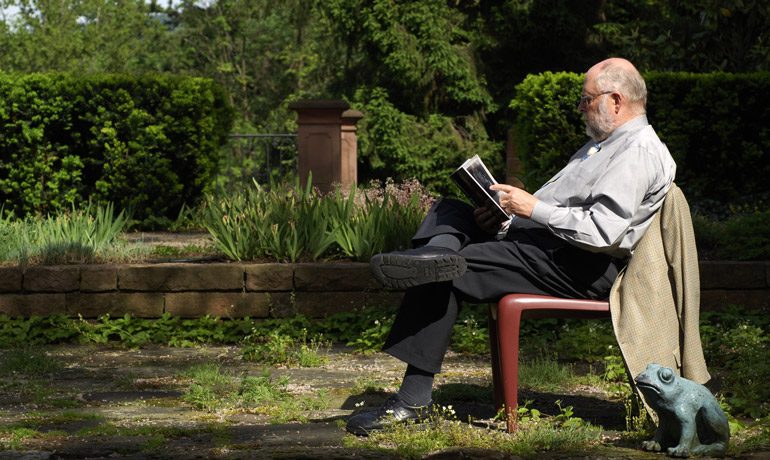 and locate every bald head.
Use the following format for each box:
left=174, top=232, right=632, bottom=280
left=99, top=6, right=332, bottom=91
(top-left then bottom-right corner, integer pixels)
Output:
left=586, top=58, right=647, bottom=114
